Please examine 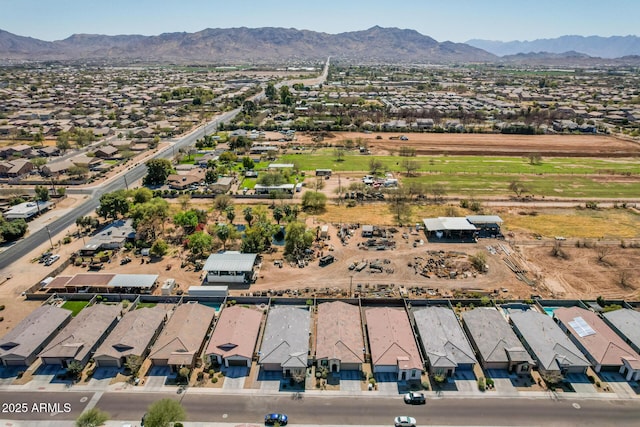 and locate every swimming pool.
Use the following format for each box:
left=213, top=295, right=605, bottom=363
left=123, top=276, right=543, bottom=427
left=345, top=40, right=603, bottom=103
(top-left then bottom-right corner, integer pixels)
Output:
left=543, top=307, right=559, bottom=317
